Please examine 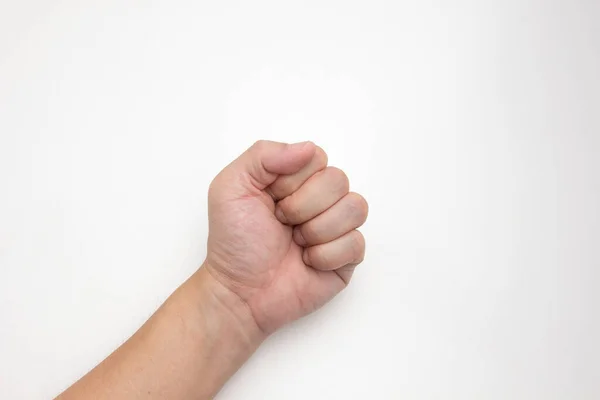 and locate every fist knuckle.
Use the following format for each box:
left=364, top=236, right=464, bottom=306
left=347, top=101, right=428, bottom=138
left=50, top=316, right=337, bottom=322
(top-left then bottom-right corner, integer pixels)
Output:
left=313, top=146, right=329, bottom=169
left=350, top=231, right=366, bottom=262
left=326, top=167, right=350, bottom=194
left=346, top=192, right=369, bottom=223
